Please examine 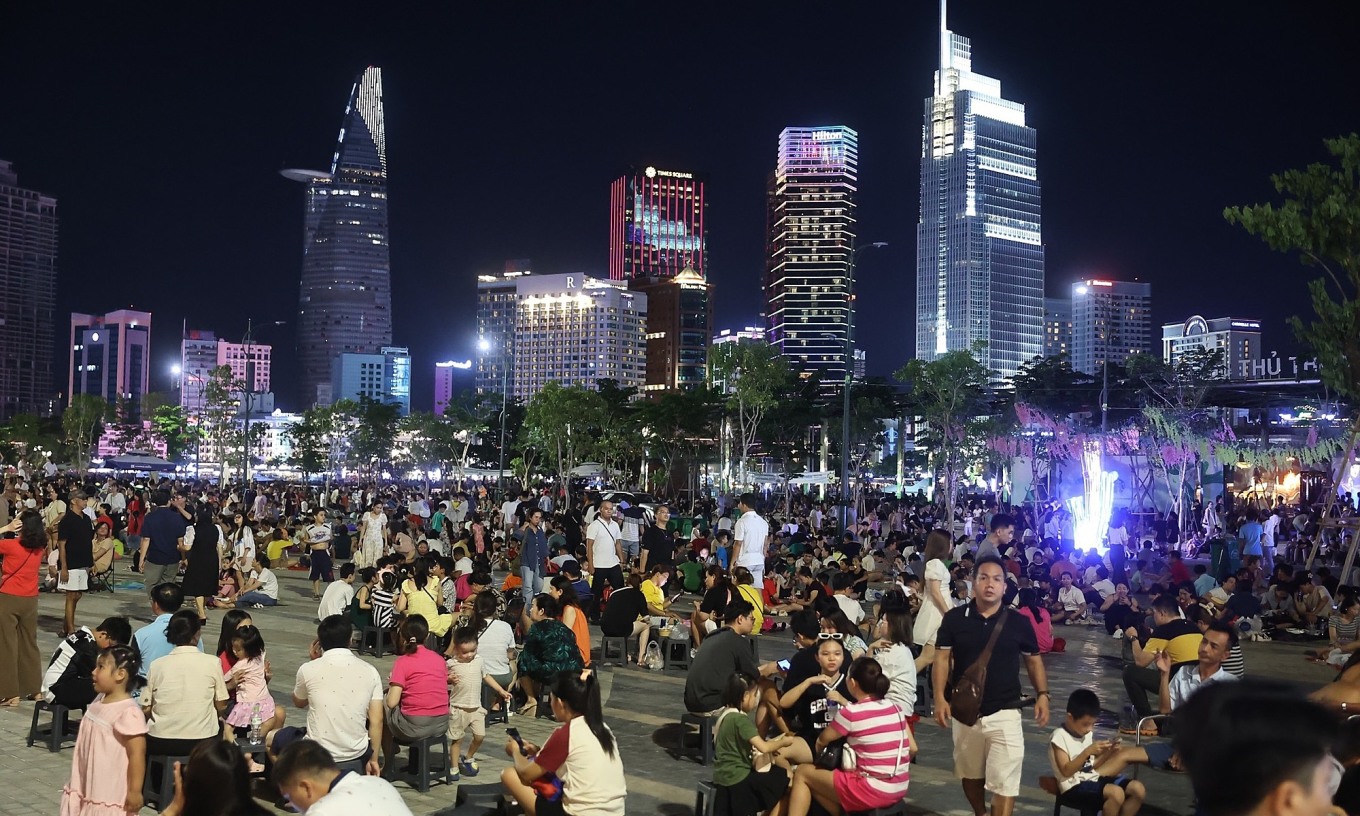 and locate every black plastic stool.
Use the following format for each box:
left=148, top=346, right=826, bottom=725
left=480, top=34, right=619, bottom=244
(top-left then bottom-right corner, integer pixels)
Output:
left=27, top=701, right=80, bottom=752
